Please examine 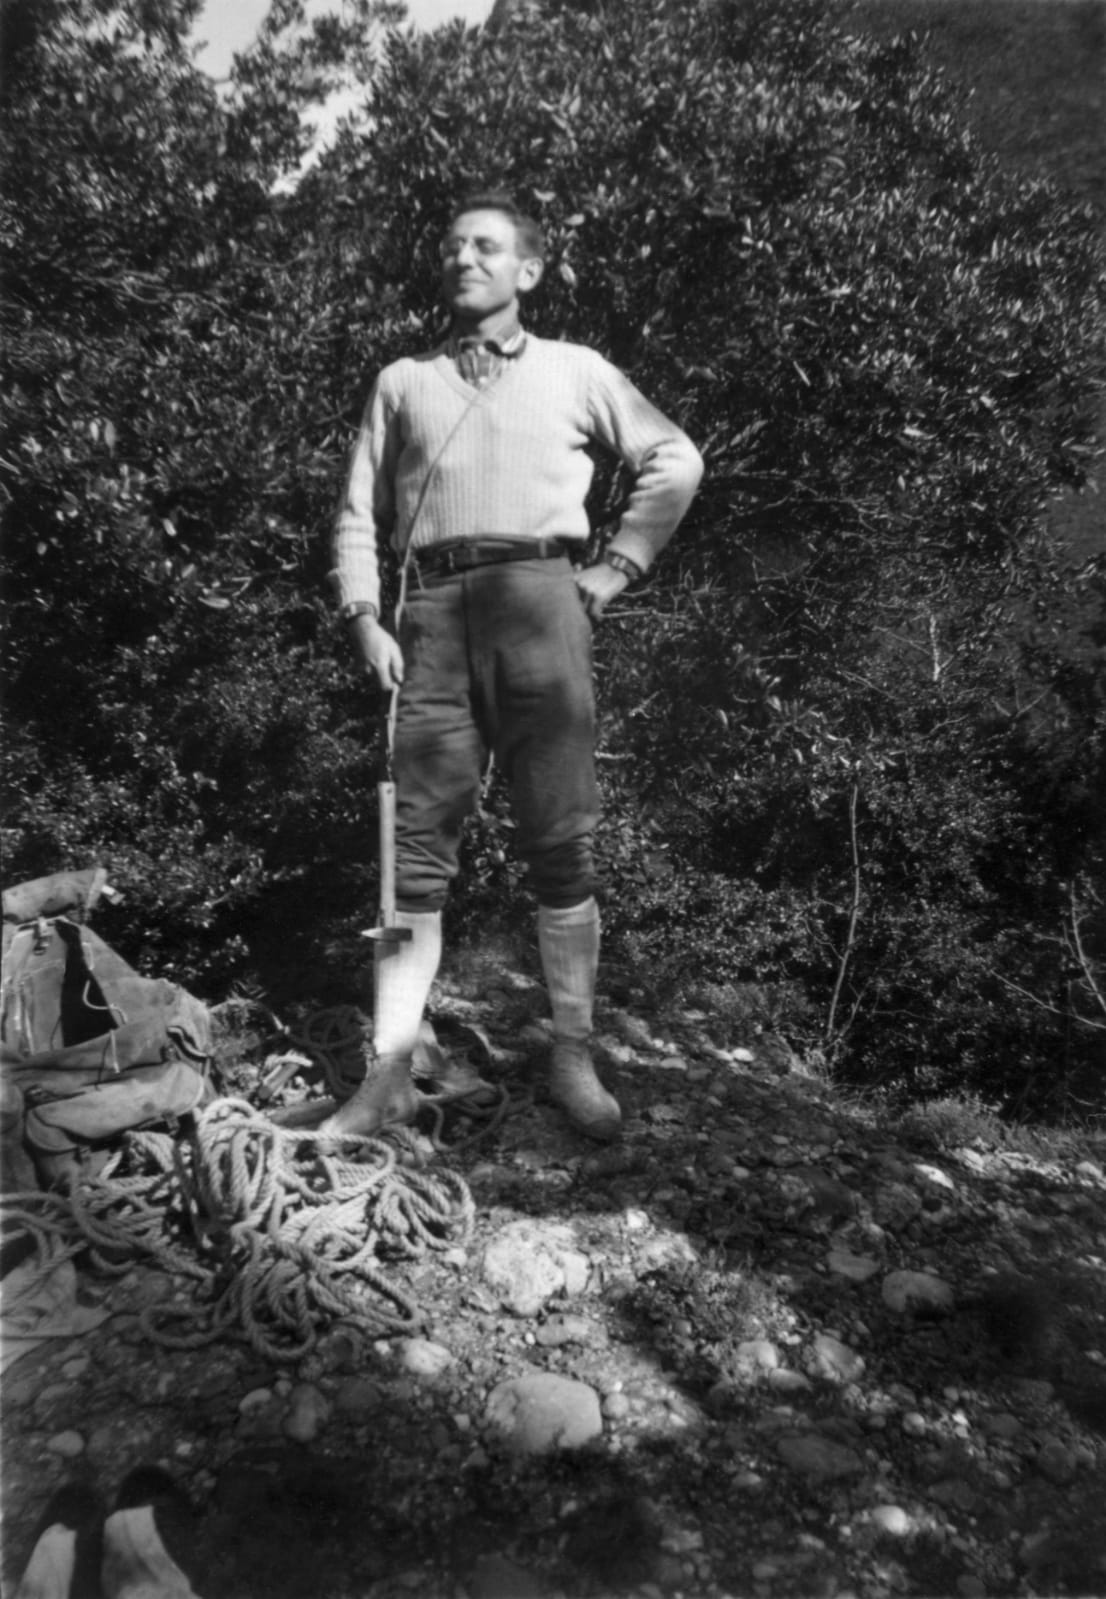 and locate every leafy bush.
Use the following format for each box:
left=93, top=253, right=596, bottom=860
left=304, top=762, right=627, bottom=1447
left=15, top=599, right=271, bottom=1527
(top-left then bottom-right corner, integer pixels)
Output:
left=2, top=0, right=1103, bottom=1115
